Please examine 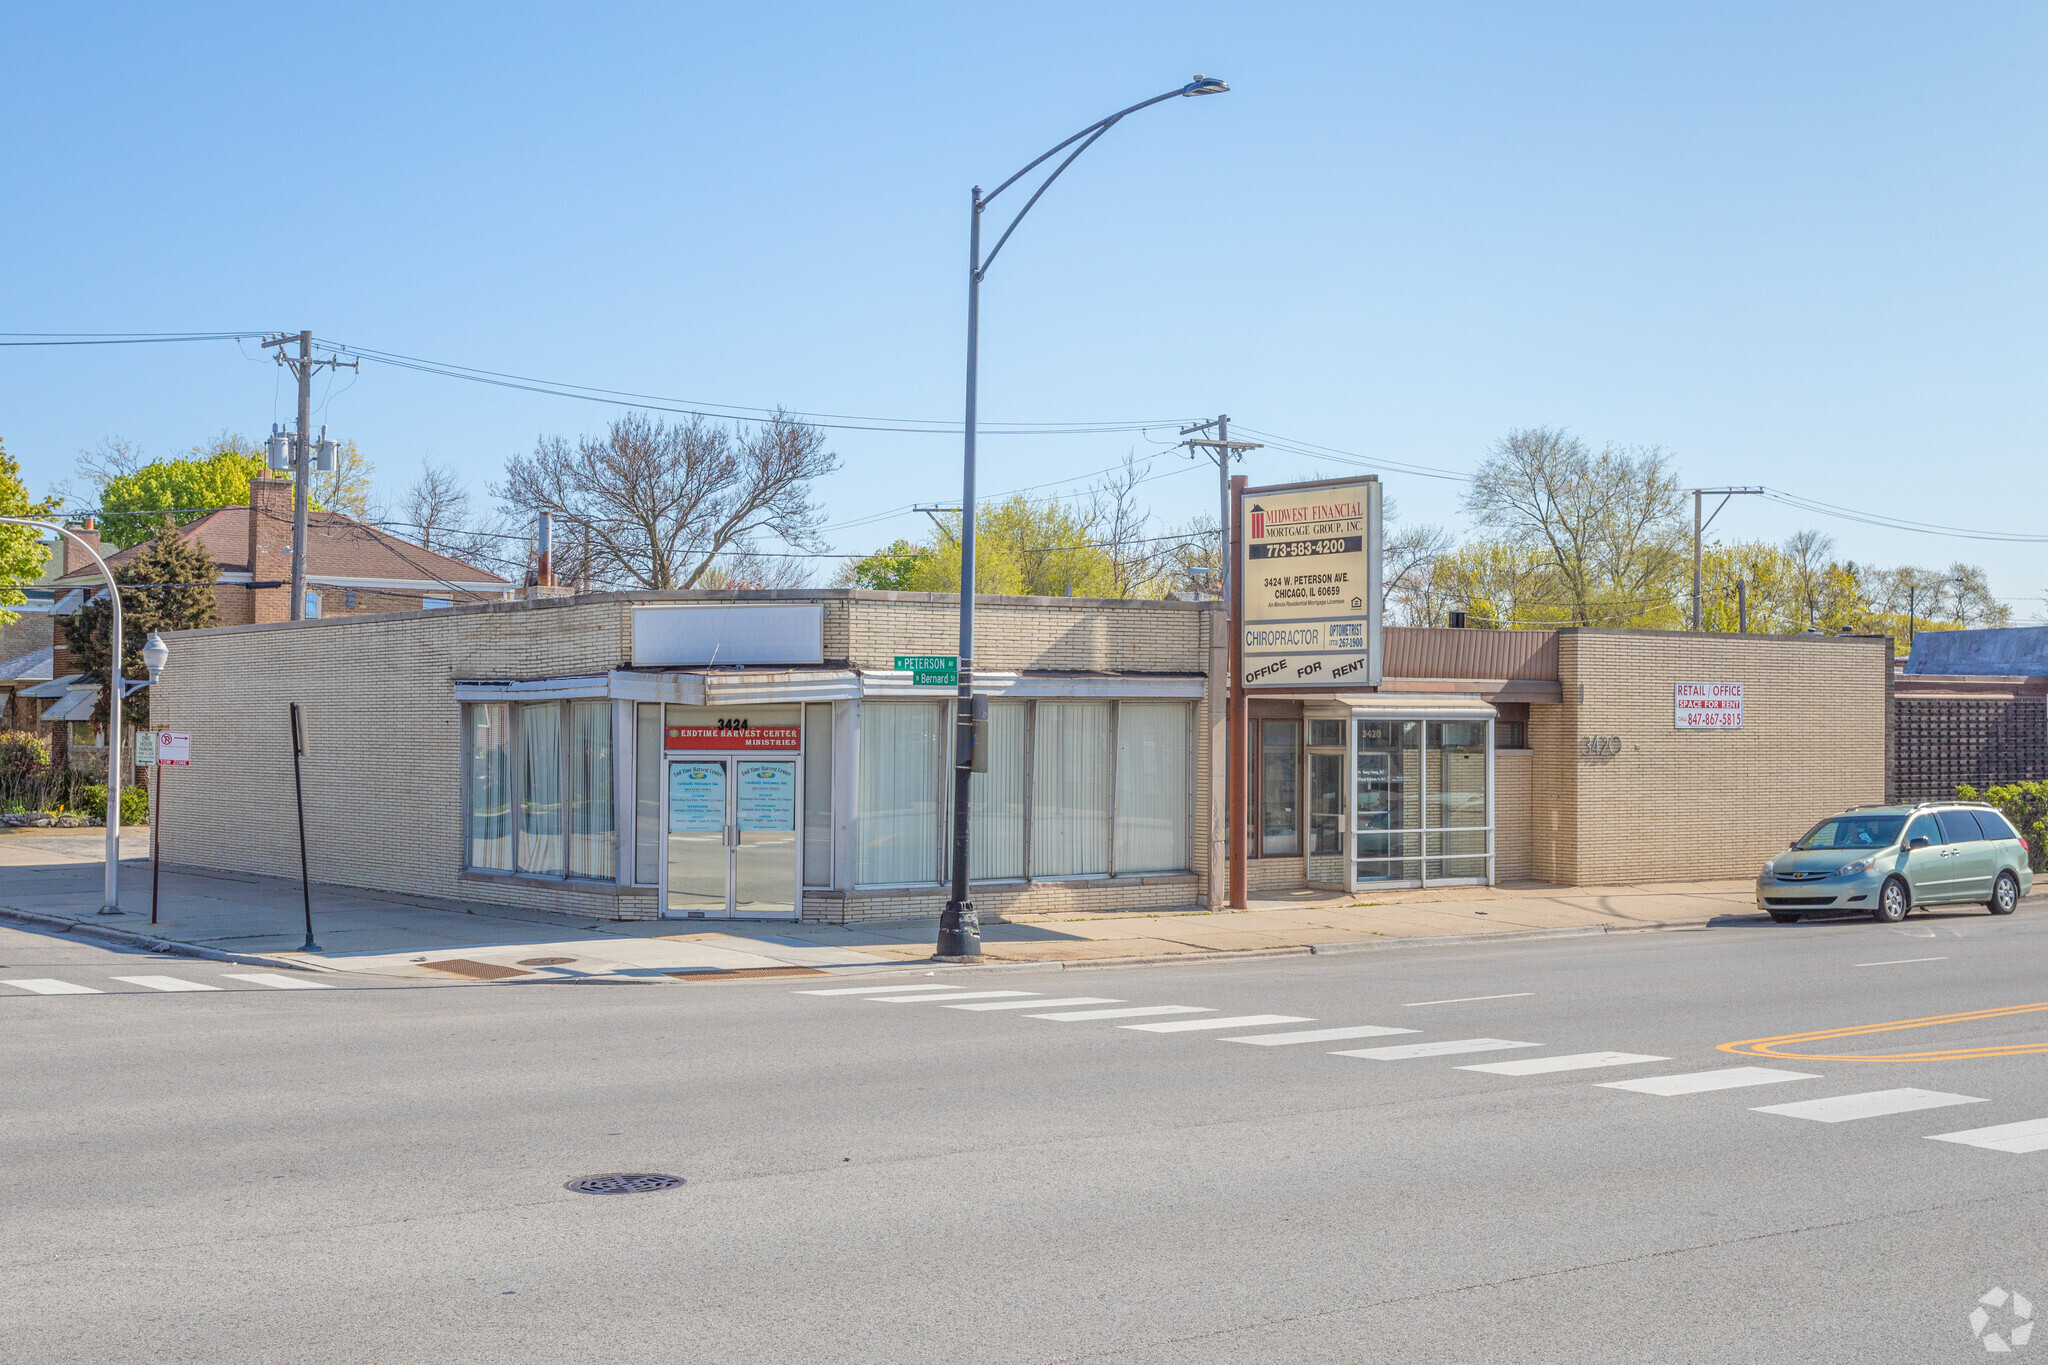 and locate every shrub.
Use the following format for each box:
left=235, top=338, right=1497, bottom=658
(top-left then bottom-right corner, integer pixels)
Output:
left=74, top=783, right=107, bottom=820
left=0, top=731, right=48, bottom=779
left=120, top=785, right=148, bottom=827
left=1957, top=782, right=2048, bottom=873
